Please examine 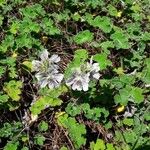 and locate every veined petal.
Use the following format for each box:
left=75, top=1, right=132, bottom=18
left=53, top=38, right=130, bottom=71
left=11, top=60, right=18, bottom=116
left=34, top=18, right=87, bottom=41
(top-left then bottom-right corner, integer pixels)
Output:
left=66, top=76, right=76, bottom=86
left=93, top=73, right=100, bottom=80
left=82, top=73, right=90, bottom=82
left=48, top=81, right=55, bottom=89
left=72, top=81, right=78, bottom=90
left=47, top=68, right=58, bottom=74
left=53, top=81, right=60, bottom=88
left=82, top=81, right=89, bottom=91
left=35, top=72, right=43, bottom=81
left=92, top=63, right=100, bottom=72
left=72, top=81, right=82, bottom=91
left=55, top=73, right=64, bottom=82
left=32, top=60, right=41, bottom=71
left=77, top=85, right=82, bottom=91
left=40, top=49, right=49, bottom=60
left=49, top=54, right=60, bottom=63
left=48, top=64, right=59, bottom=71
left=39, top=78, right=48, bottom=88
